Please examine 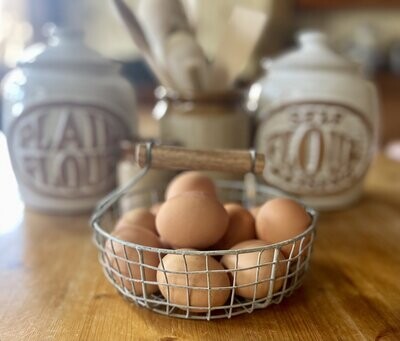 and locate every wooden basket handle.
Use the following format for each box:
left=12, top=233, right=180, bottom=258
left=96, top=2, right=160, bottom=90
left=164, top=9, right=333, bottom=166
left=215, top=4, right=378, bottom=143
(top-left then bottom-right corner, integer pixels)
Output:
left=135, top=143, right=265, bottom=174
